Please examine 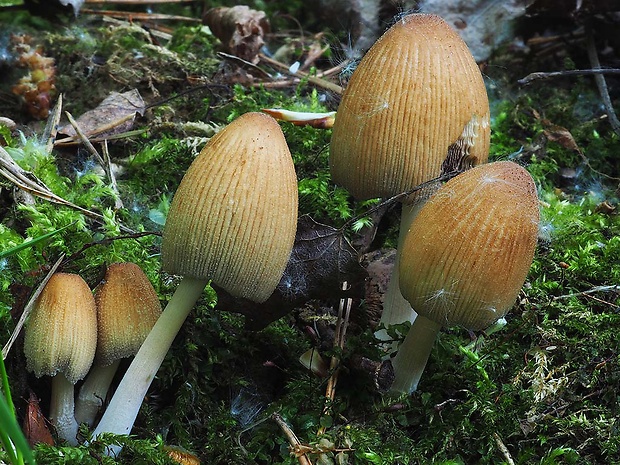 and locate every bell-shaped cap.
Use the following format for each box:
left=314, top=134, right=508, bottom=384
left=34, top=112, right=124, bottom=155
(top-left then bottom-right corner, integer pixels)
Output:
left=162, top=112, right=298, bottom=303
left=330, top=14, right=490, bottom=201
left=399, top=161, right=539, bottom=330
left=95, top=262, right=162, bottom=366
left=23, top=272, right=97, bottom=384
